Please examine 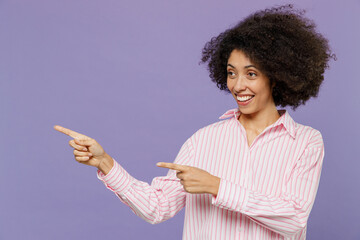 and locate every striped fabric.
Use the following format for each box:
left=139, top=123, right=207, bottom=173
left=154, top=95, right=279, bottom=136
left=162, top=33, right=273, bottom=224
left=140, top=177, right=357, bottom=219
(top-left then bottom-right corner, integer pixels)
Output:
left=97, top=108, right=324, bottom=240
